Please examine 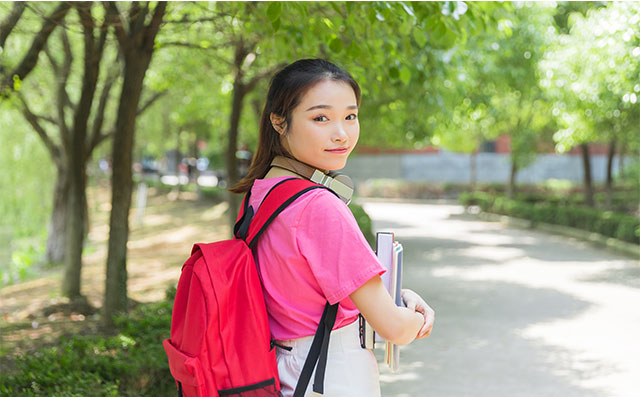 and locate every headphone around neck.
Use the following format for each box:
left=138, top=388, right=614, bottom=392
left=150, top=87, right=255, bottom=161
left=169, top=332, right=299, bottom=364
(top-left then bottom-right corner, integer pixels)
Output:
left=269, top=156, right=354, bottom=205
